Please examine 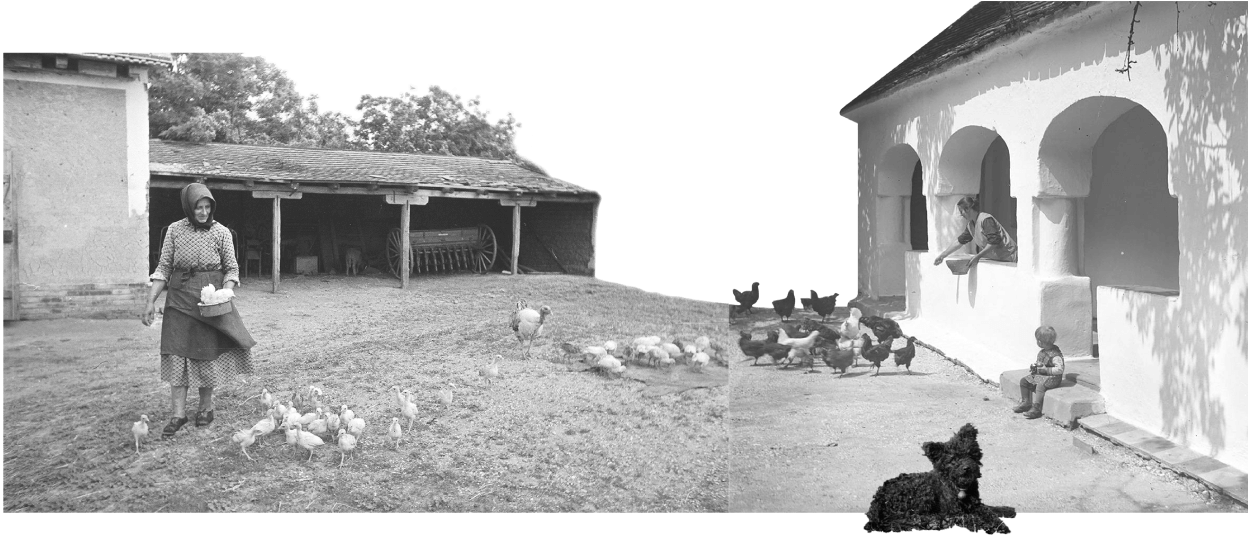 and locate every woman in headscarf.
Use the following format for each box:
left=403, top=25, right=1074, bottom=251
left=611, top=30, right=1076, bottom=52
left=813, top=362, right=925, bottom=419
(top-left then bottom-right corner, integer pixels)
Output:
left=141, top=184, right=256, bottom=439
left=932, top=195, right=1018, bottom=268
